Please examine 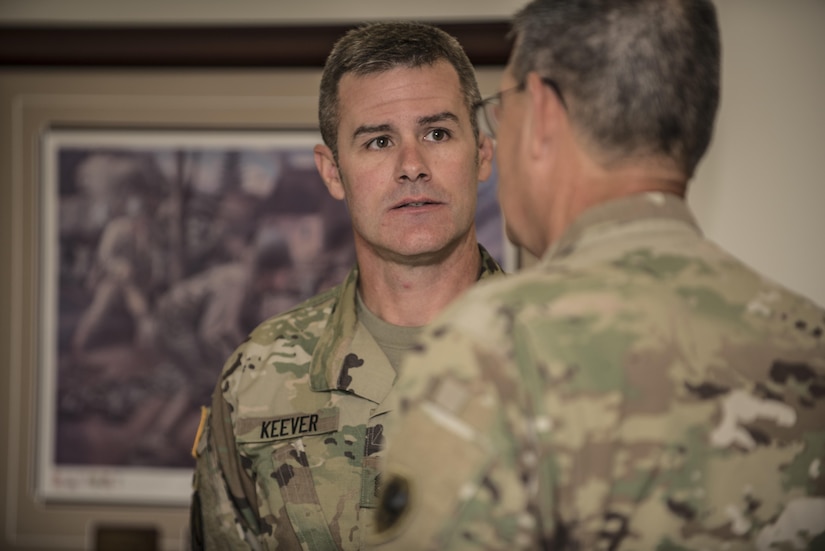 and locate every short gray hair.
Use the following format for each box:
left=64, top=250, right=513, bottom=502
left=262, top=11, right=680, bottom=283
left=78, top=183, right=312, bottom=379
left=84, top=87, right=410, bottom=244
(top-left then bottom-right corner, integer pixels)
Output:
left=510, top=0, right=720, bottom=176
